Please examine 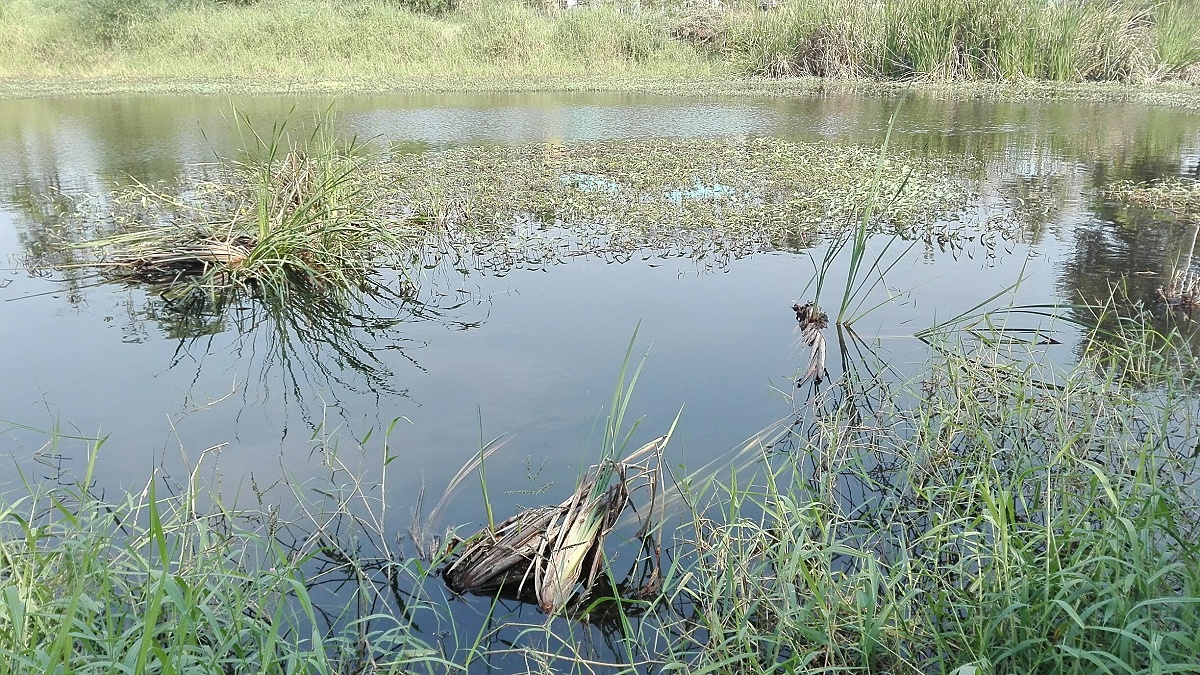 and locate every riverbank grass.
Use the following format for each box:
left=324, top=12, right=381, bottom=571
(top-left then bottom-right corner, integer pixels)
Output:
left=665, top=310, right=1200, bottom=673
left=1, top=0, right=1197, bottom=84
